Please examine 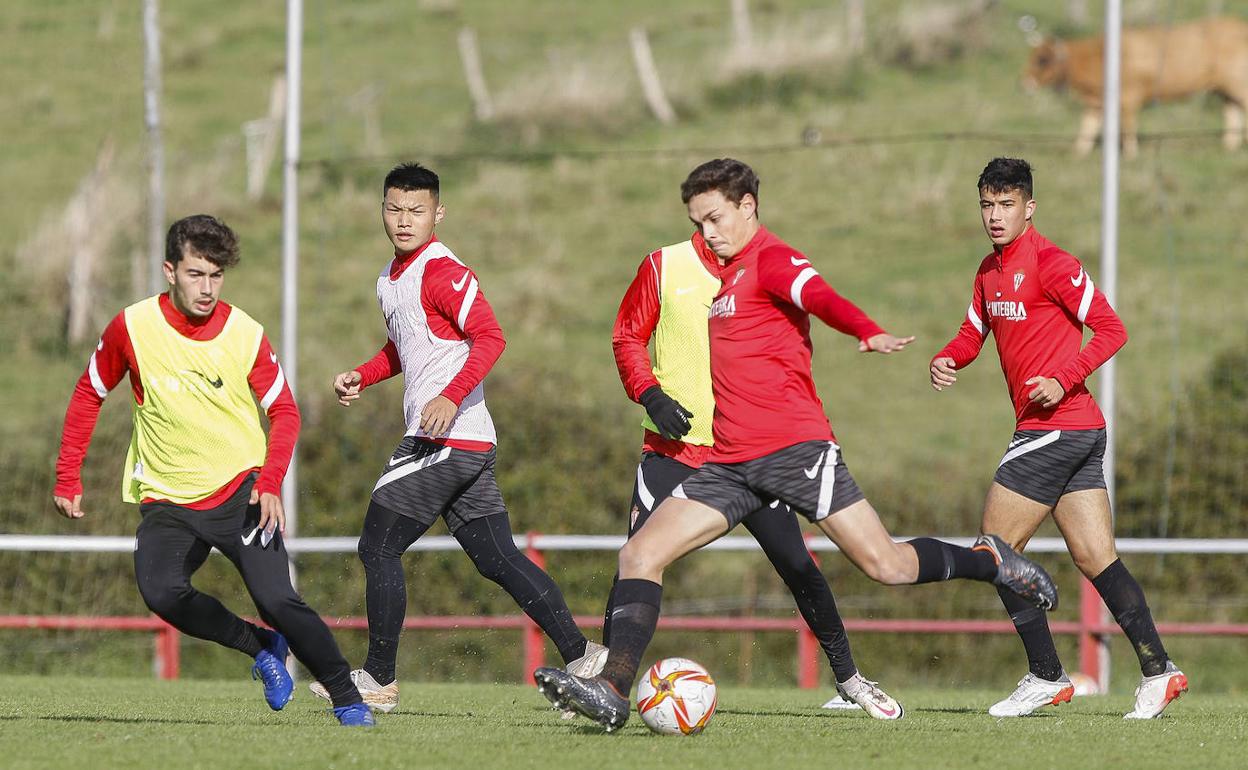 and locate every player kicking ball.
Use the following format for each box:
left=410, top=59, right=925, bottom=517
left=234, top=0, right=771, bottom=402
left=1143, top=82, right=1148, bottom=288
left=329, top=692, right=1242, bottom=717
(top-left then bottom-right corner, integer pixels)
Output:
left=607, top=230, right=899, bottom=719
left=310, top=163, right=603, bottom=713
left=53, top=215, right=373, bottom=726
left=930, top=158, right=1186, bottom=718
left=535, top=159, right=1057, bottom=731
